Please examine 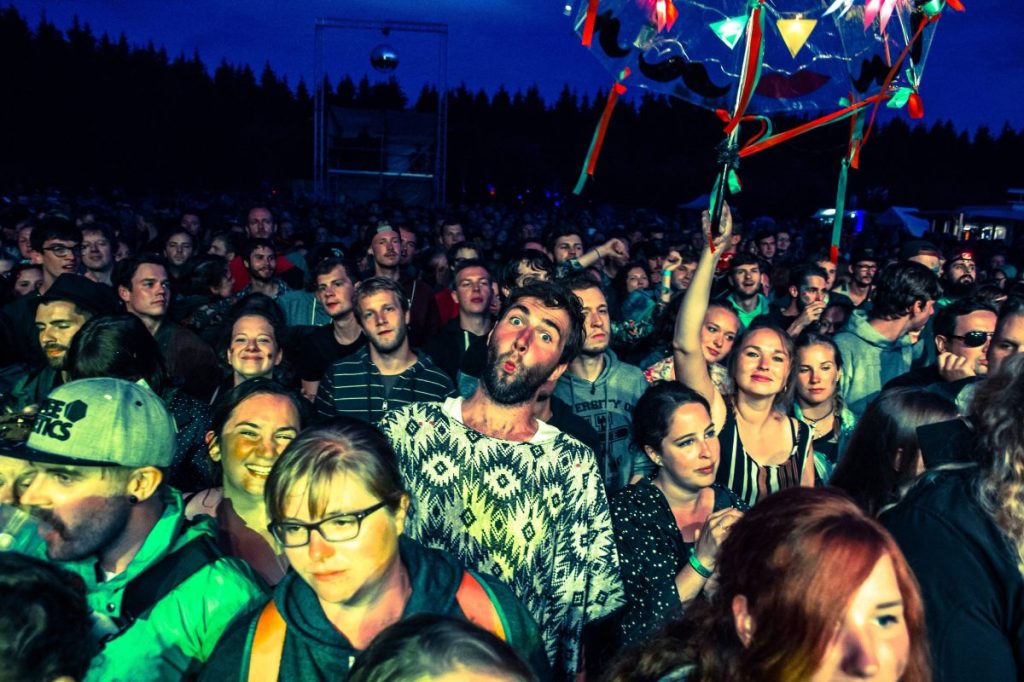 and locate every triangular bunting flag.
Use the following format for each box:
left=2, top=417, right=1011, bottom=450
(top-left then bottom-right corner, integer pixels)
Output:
left=710, top=15, right=749, bottom=49
left=776, top=18, right=817, bottom=58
